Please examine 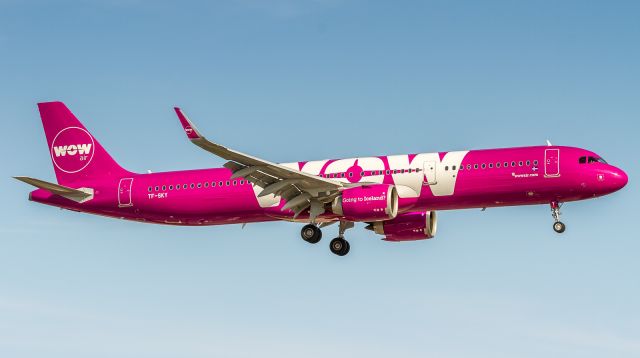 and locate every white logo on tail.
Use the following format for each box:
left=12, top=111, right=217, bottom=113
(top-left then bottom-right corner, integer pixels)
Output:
left=50, top=127, right=95, bottom=174
left=53, top=144, right=93, bottom=157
